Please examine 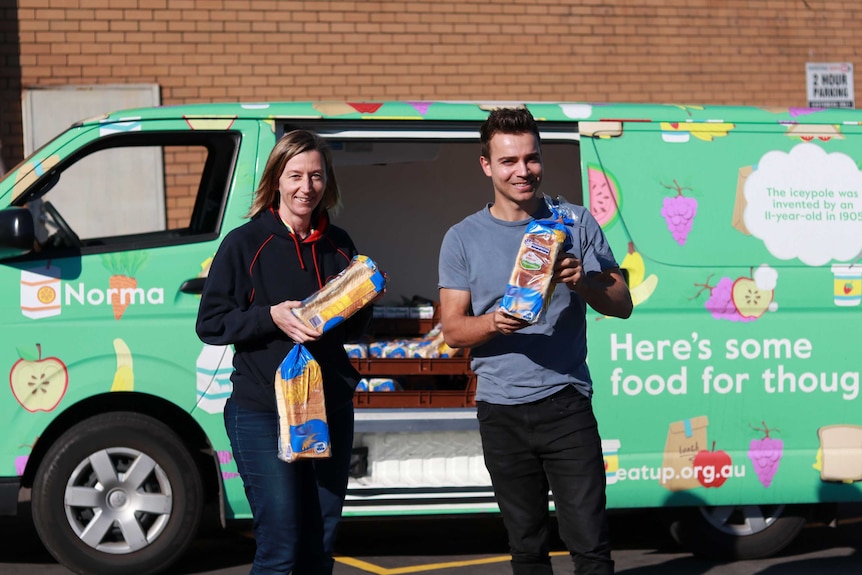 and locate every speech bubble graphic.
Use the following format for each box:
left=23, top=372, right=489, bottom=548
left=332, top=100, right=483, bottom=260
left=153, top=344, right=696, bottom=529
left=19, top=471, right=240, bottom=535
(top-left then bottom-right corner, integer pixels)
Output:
left=560, top=104, right=593, bottom=119
left=744, top=143, right=862, bottom=266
